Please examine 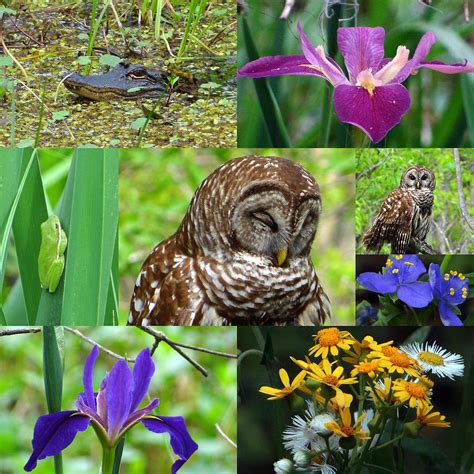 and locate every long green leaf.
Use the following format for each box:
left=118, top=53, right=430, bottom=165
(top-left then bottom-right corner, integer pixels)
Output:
left=240, top=16, right=291, bottom=147
left=43, top=326, right=64, bottom=474
left=12, top=150, right=48, bottom=324
left=460, top=75, right=474, bottom=146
